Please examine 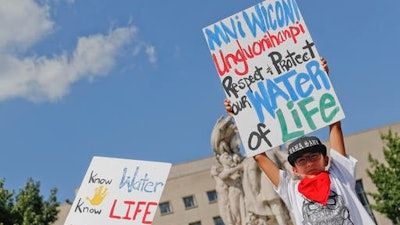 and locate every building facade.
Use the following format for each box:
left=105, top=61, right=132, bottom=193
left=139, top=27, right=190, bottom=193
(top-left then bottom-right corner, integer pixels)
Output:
left=54, top=122, right=399, bottom=225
